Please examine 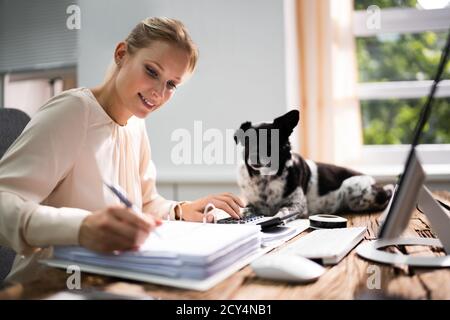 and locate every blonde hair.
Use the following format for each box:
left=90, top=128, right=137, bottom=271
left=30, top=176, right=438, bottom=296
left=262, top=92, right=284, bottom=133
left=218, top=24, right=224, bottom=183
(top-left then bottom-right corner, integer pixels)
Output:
left=125, top=17, right=198, bottom=72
